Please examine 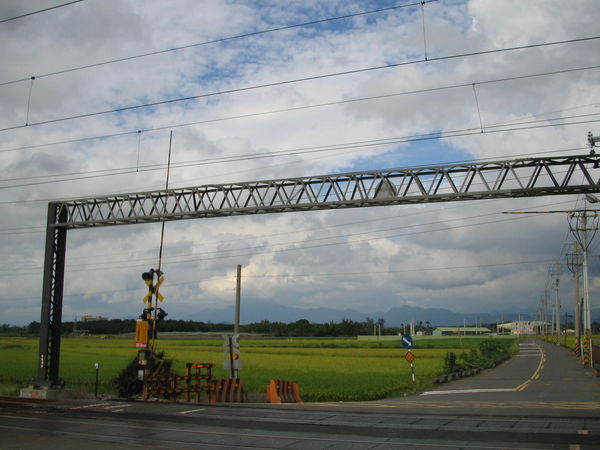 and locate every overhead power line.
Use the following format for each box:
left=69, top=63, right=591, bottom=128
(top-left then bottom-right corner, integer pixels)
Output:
left=0, top=1, right=83, bottom=24
left=0, top=142, right=590, bottom=212
left=1, top=115, right=598, bottom=190
left=5, top=257, right=559, bottom=303
left=64, top=212, right=556, bottom=270
left=2, top=64, right=597, bottom=155
left=1, top=35, right=598, bottom=134
left=3, top=212, right=544, bottom=276
left=0, top=0, right=434, bottom=86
